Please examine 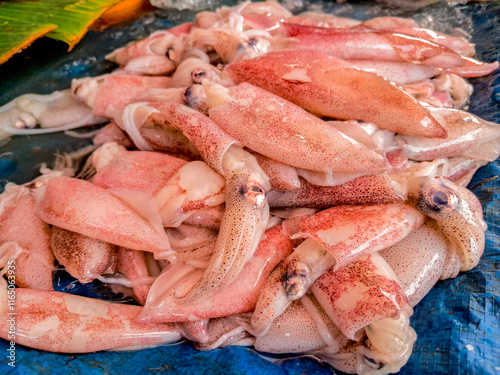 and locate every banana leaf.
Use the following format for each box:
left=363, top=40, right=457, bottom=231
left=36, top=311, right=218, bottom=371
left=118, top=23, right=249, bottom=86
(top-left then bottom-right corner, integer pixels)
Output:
left=0, top=0, right=121, bottom=64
